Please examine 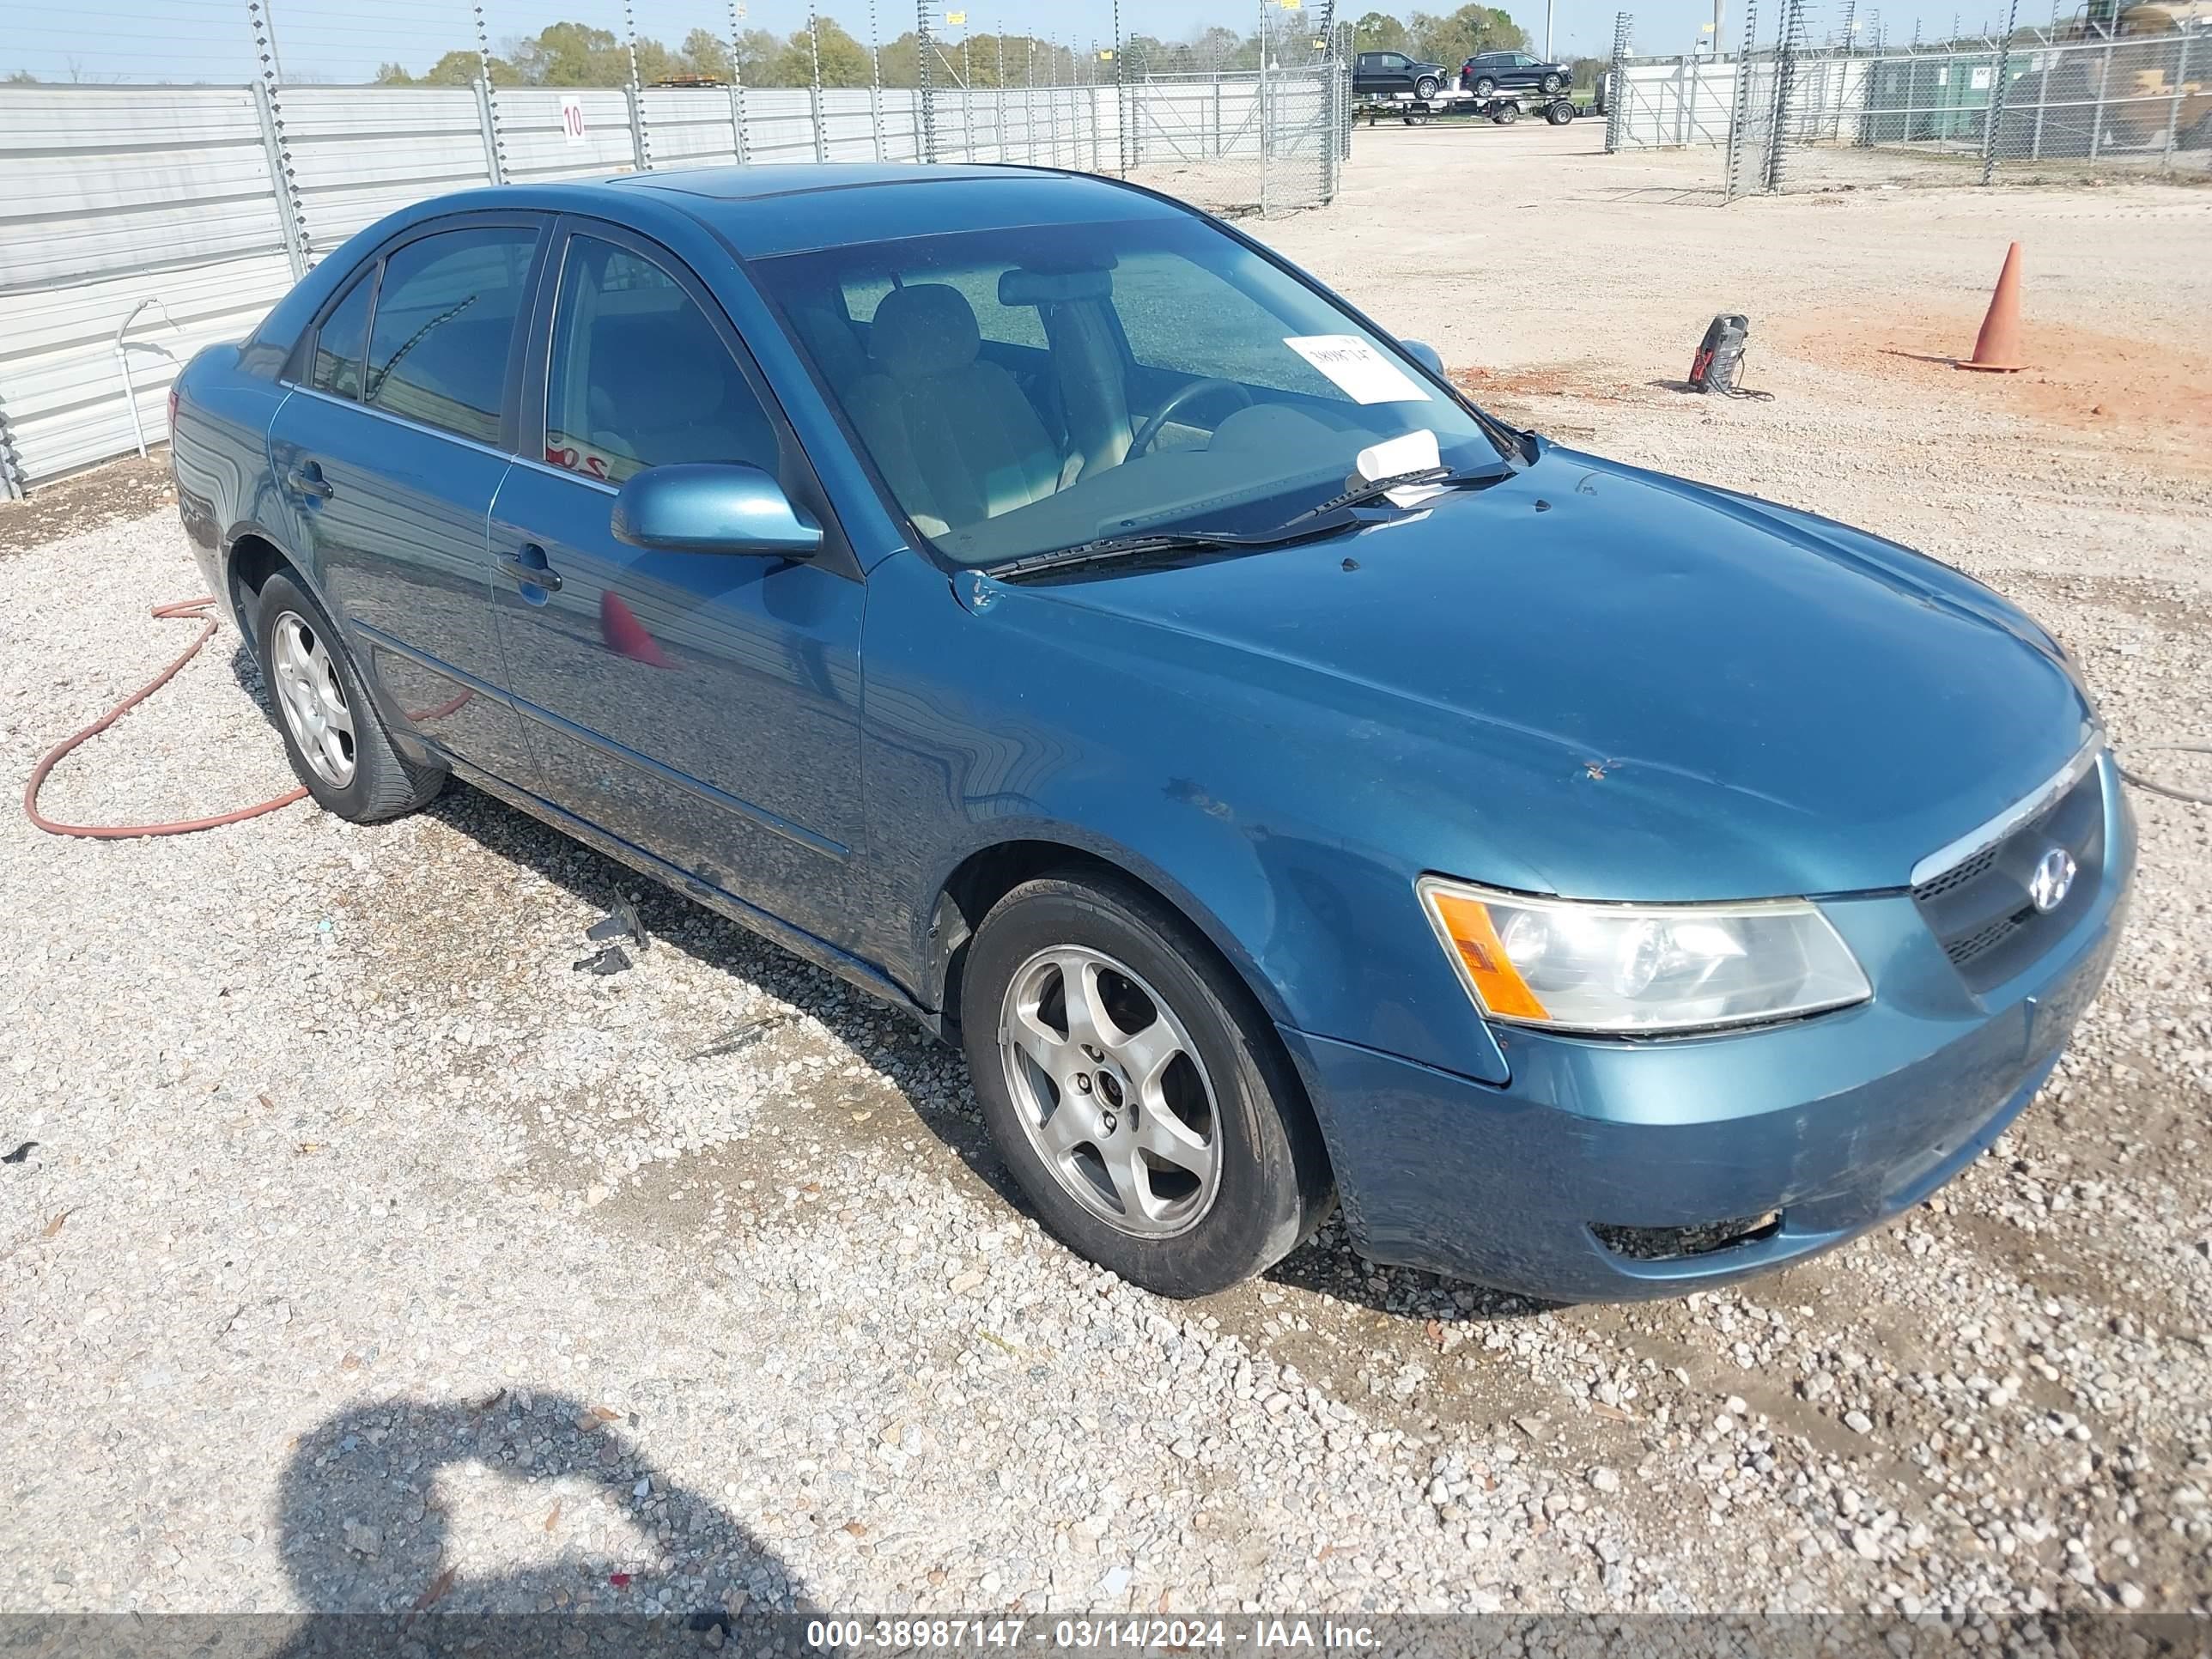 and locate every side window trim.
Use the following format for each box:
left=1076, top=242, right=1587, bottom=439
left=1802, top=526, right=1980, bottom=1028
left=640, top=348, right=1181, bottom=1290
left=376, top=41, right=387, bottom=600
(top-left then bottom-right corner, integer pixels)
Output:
left=288, top=259, right=382, bottom=393
left=518, top=214, right=861, bottom=582
left=285, top=211, right=550, bottom=456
